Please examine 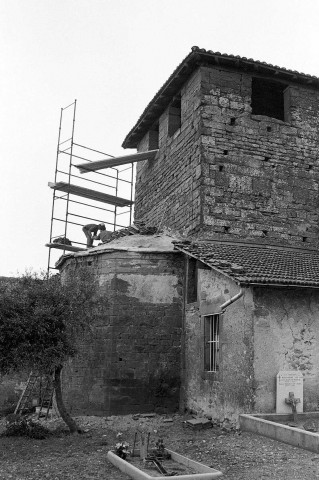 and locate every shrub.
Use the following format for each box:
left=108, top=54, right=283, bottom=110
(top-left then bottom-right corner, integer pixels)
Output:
left=3, top=417, right=50, bottom=440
